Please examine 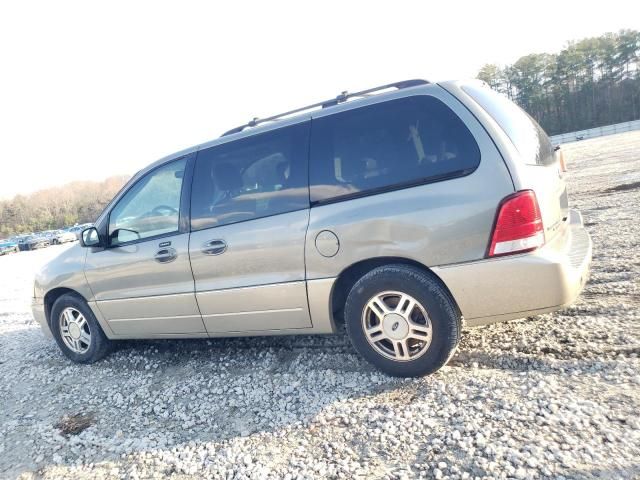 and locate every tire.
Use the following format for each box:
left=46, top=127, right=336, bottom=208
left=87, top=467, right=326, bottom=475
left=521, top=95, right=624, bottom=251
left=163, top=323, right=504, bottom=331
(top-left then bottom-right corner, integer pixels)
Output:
left=344, top=264, right=461, bottom=377
left=50, top=293, right=113, bottom=363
